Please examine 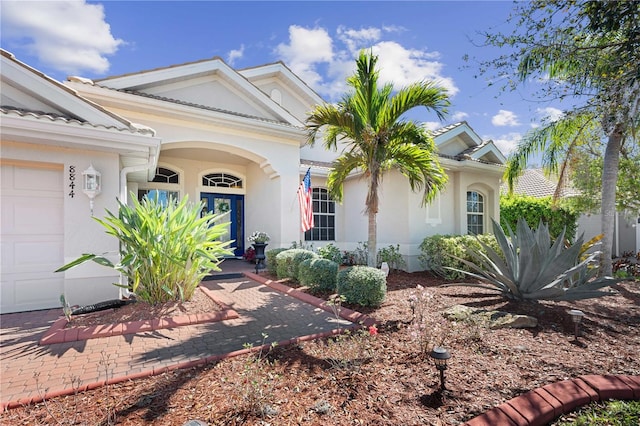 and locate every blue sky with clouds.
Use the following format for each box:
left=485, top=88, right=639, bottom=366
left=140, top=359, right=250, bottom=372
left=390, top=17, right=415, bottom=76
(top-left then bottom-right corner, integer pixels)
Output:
left=1, top=0, right=566, bottom=158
